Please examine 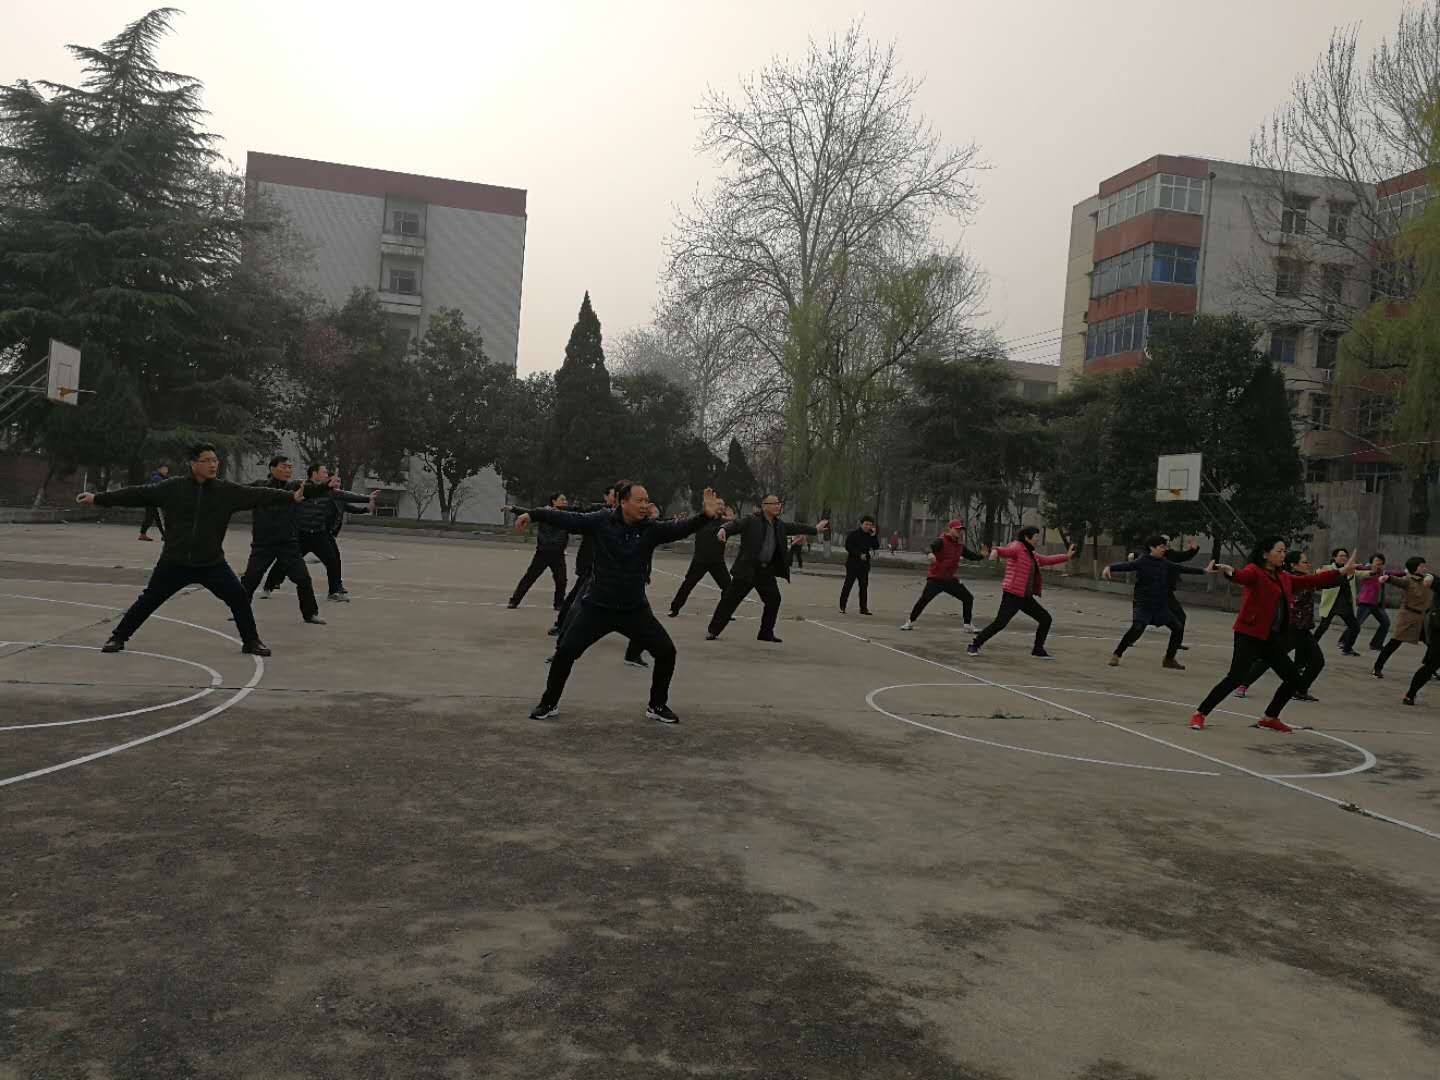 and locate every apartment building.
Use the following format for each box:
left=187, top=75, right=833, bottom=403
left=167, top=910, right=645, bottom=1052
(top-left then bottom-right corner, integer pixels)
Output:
left=245, top=152, right=527, bottom=521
